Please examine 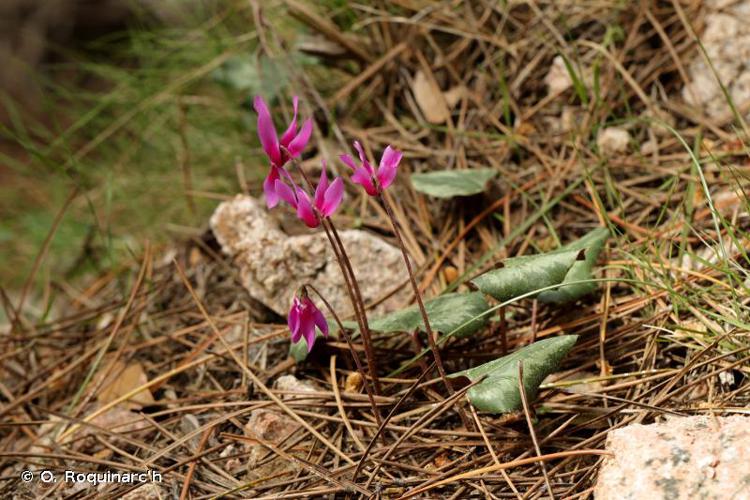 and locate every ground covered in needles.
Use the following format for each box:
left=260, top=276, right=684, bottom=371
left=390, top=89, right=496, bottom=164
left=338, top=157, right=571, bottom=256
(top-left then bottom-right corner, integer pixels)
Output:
left=2, top=1, right=750, bottom=498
